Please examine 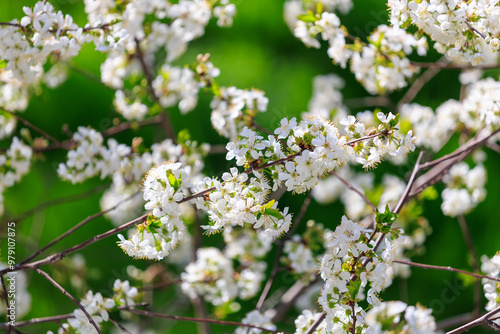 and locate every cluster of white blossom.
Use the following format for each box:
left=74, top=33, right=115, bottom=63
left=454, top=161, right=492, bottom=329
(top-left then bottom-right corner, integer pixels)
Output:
left=481, top=252, right=500, bottom=324
left=388, top=0, right=500, bottom=64
left=181, top=247, right=238, bottom=305
left=364, top=301, right=440, bottom=333
left=118, top=162, right=189, bottom=260
left=85, top=0, right=235, bottom=90
left=318, top=215, right=402, bottom=332
left=47, top=279, right=138, bottom=334
left=113, top=90, right=149, bottom=121
left=0, top=2, right=91, bottom=84
left=441, top=162, right=486, bottom=217
left=283, top=235, right=318, bottom=279
left=227, top=113, right=413, bottom=192
left=192, top=167, right=292, bottom=238
left=304, top=74, right=348, bottom=121
left=57, top=127, right=131, bottom=184
left=210, top=87, right=269, bottom=139
left=234, top=310, right=276, bottom=334
left=0, top=137, right=33, bottom=215
left=400, top=77, right=500, bottom=155
left=284, top=0, right=353, bottom=32
left=289, top=3, right=427, bottom=95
